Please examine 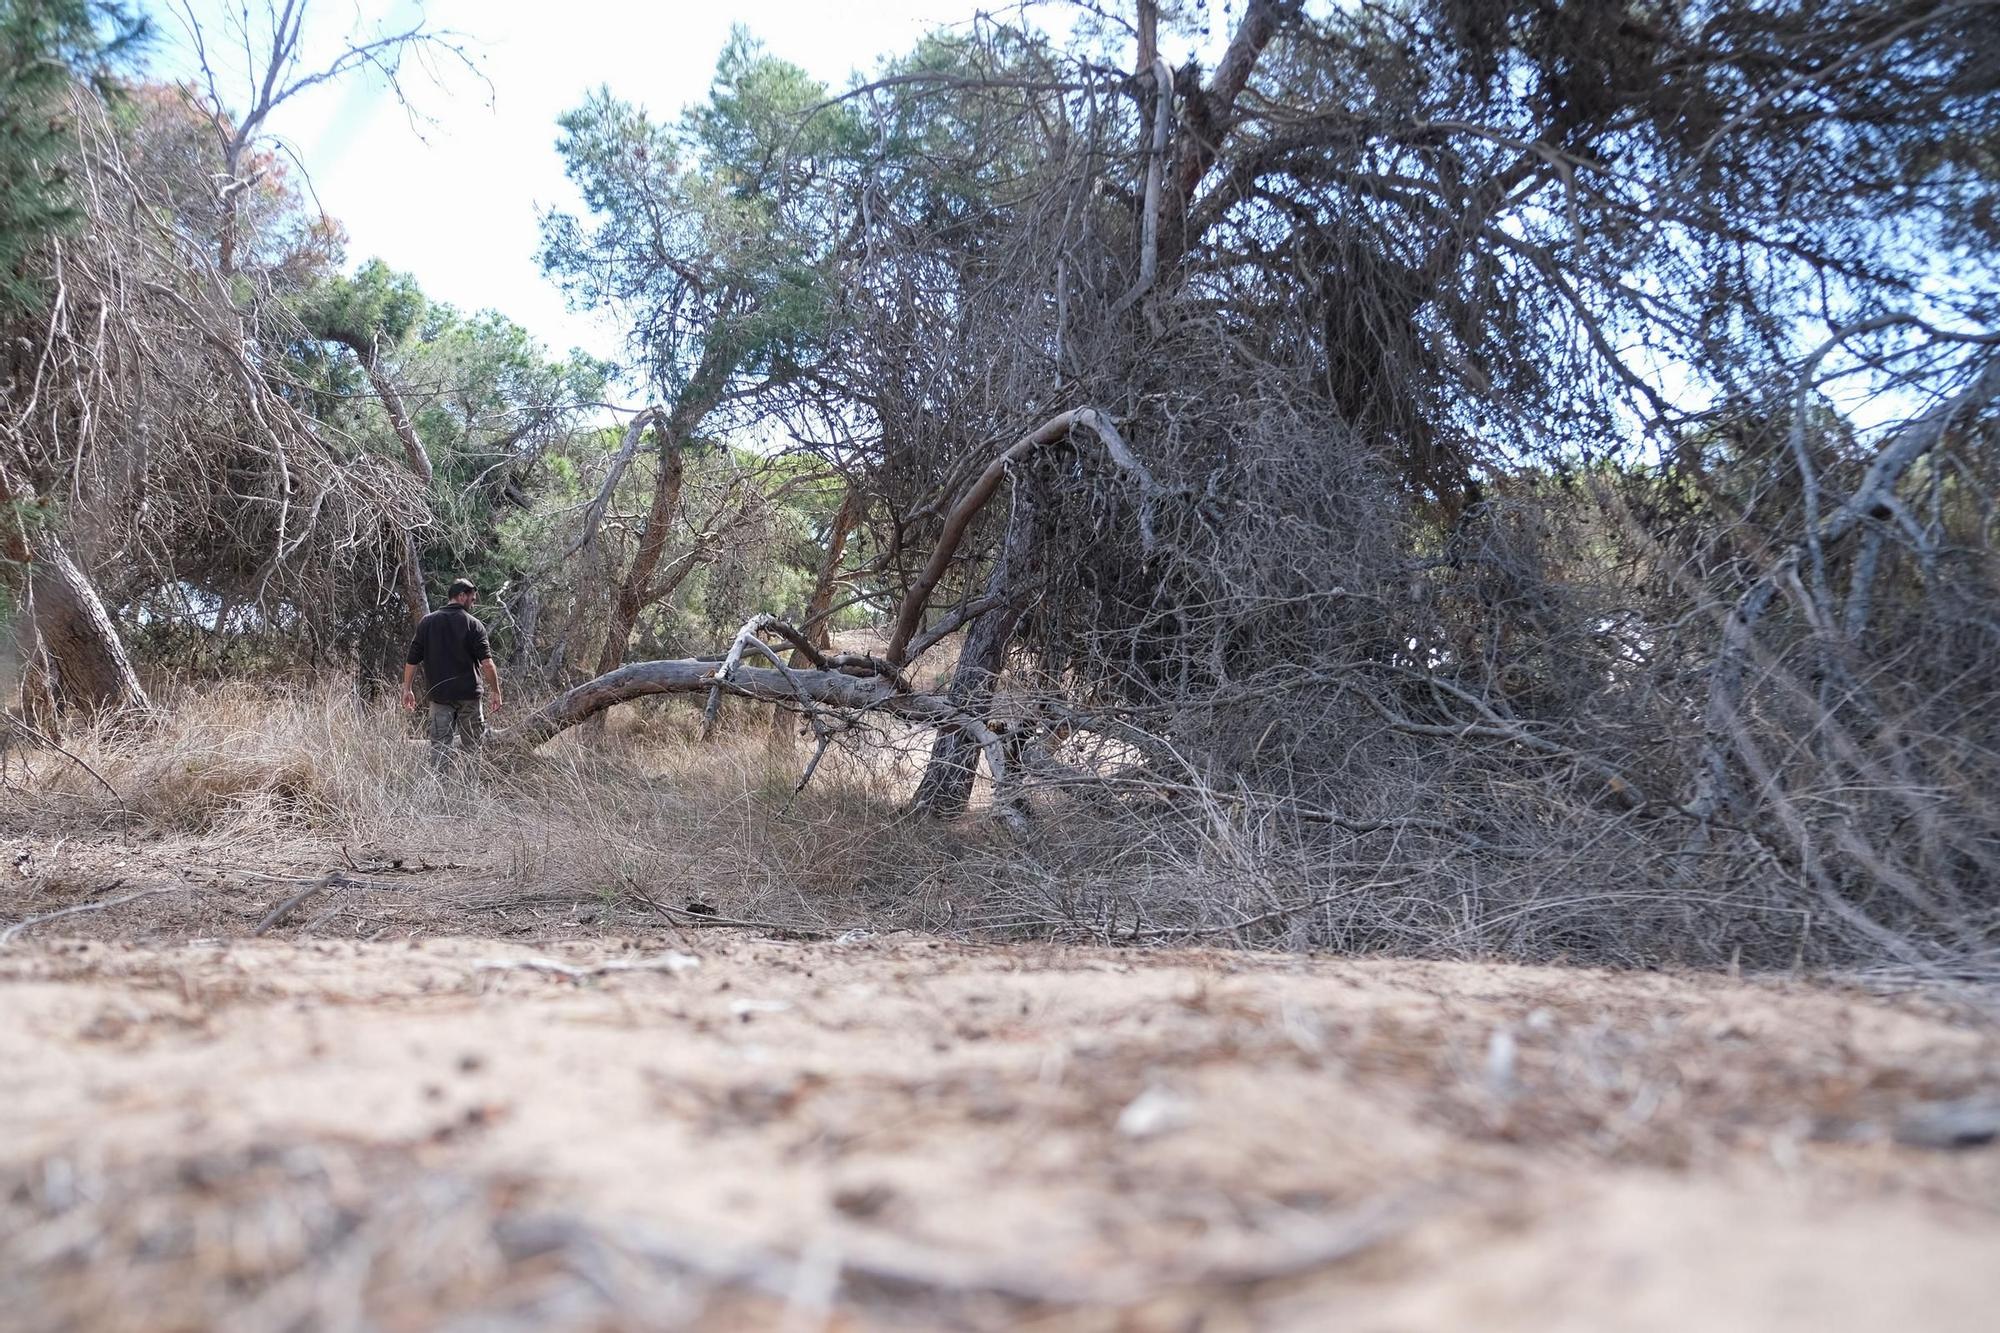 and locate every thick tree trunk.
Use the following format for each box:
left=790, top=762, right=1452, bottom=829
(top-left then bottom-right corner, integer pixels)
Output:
left=497, top=656, right=1021, bottom=830
left=397, top=531, right=430, bottom=628
left=507, top=660, right=891, bottom=747
left=345, top=340, right=435, bottom=488
left=596, top=416, right=688, bottom=676
left=911, top=485, right=1040, bottom=817
left=17, top=541, right=151, bottom=722
left=1159, top=0, right=1289, bottom=266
